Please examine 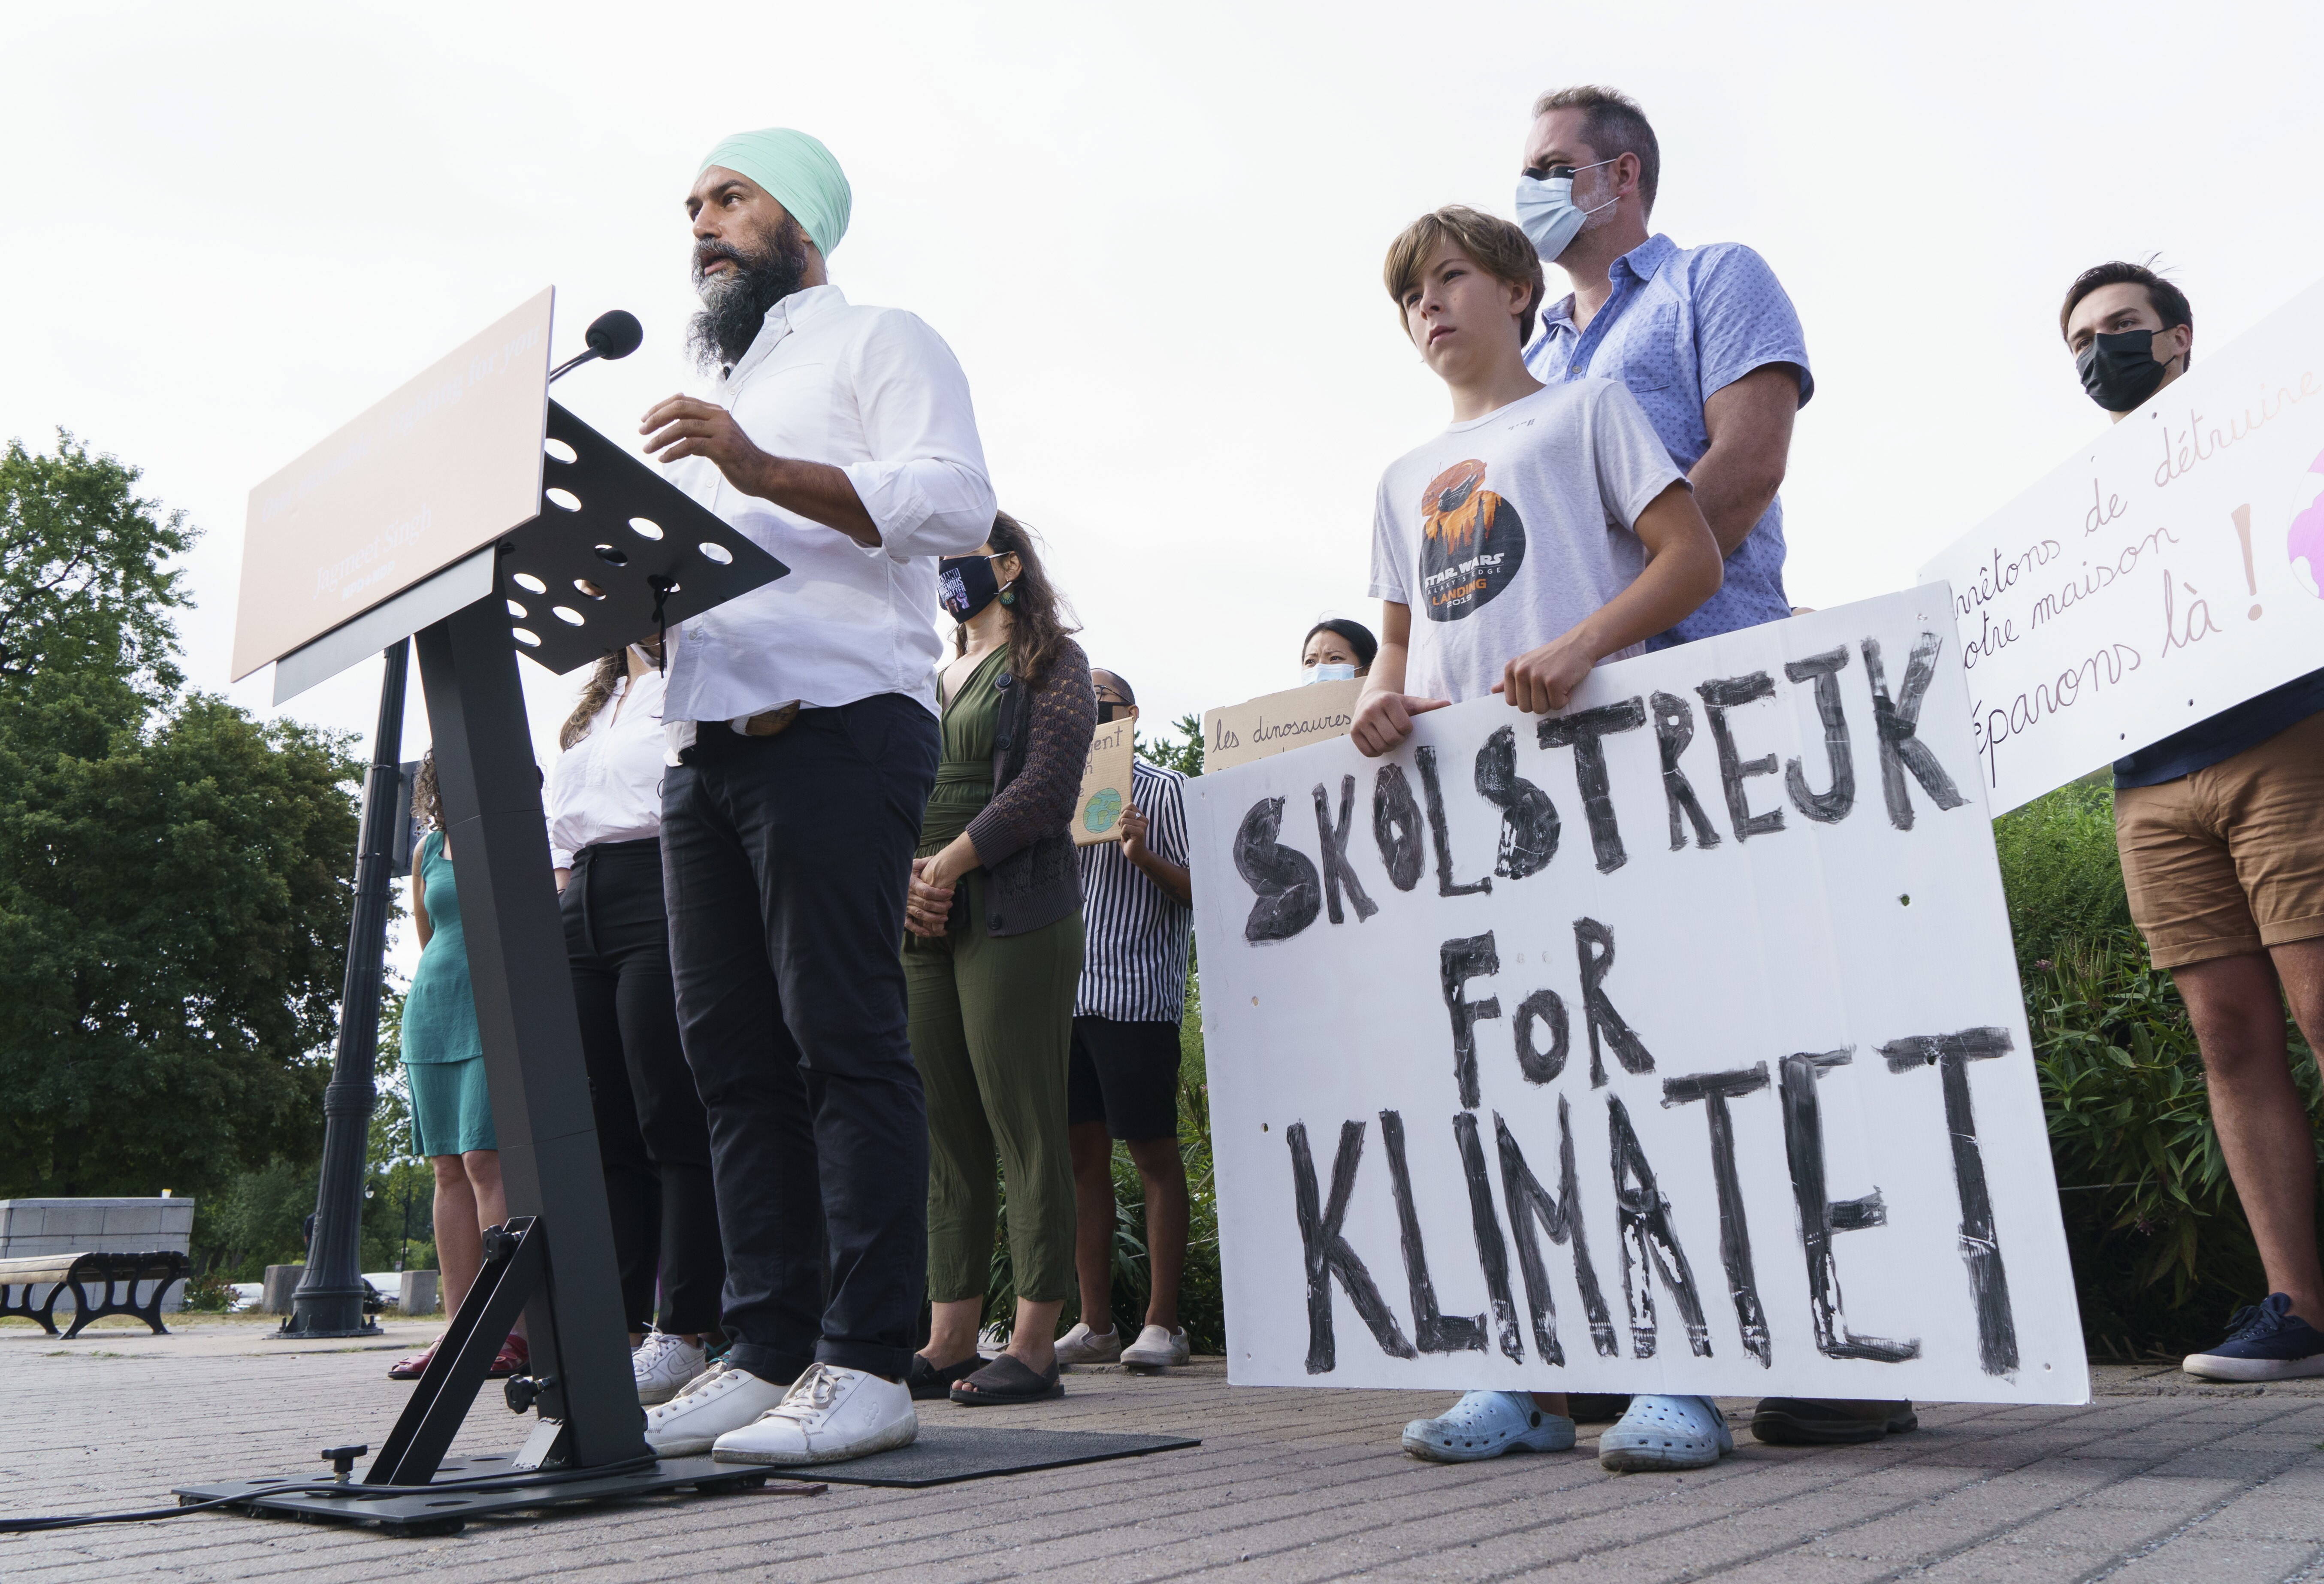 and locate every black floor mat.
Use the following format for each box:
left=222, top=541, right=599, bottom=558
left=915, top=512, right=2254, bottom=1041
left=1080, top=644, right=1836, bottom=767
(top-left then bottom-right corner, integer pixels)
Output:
left=756, top=1425, right=1200, bottom=1488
